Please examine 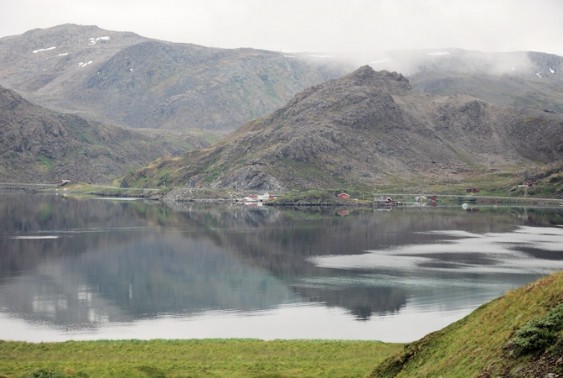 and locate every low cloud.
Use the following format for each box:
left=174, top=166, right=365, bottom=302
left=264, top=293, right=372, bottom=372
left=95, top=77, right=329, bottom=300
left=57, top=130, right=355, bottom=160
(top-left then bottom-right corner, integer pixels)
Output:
left=361, top=49, right=534, bottom=76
